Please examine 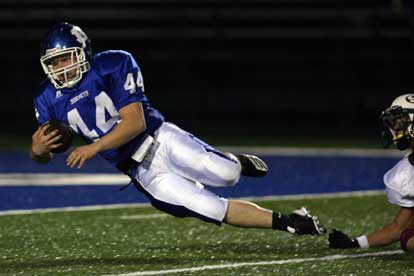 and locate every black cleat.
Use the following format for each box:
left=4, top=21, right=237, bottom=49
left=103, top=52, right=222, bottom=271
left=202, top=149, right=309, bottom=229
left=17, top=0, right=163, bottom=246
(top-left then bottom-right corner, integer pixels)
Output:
left=286, top=207, right=326, bottom=235
left=237, top=154, right=268, bottom=177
